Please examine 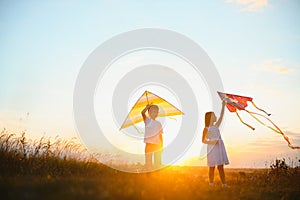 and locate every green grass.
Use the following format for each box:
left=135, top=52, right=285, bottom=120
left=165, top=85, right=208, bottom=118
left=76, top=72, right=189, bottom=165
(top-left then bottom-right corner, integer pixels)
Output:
left=1, top=130, right=300, bottom=200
